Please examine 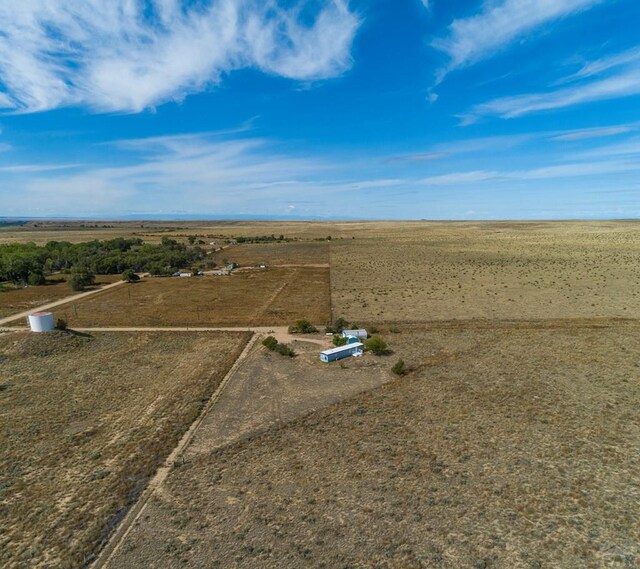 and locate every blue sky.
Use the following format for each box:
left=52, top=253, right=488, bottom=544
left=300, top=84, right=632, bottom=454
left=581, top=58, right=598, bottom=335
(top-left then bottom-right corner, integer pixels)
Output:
left=0, top=0, right=639, bottom=219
